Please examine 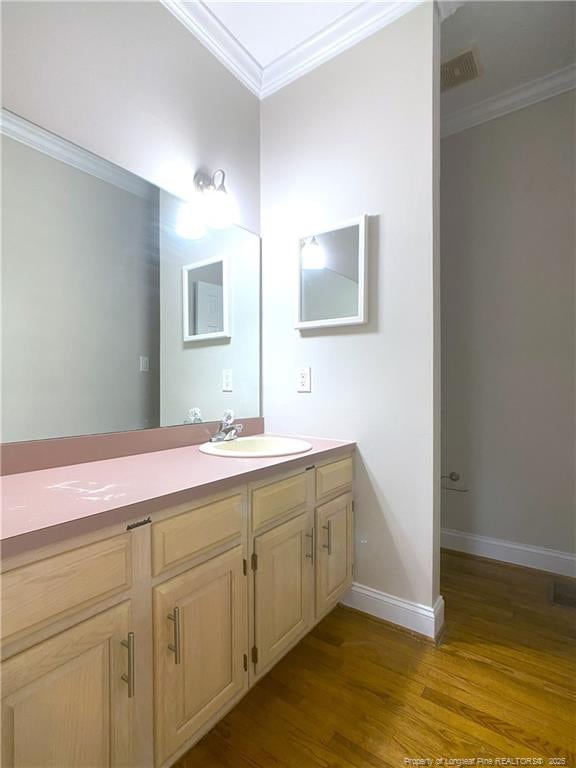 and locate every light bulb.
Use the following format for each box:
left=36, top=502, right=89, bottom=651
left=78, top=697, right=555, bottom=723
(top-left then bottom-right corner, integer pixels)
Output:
left=204, top=186, right=234, bottom=230
left=301, top=237, right=325, bottom=270
left=176, top=199, right=207, bottom=240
